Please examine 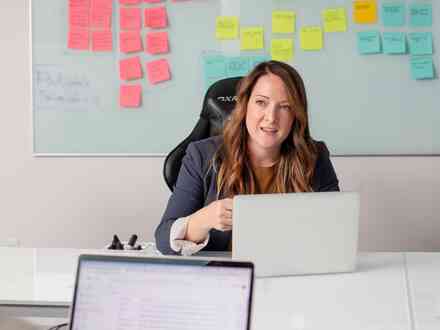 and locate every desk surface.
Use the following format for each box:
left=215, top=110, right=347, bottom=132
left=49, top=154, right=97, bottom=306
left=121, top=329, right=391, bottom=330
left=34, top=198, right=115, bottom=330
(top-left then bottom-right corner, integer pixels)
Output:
left=1, top=248, right=439, bottom=330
